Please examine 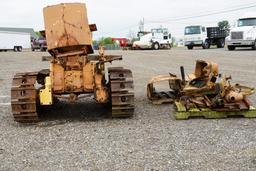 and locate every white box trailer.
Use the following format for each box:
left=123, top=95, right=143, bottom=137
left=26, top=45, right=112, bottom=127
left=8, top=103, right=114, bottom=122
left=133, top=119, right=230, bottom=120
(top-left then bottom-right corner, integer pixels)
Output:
left=0, top=31, right=31, bottom=52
